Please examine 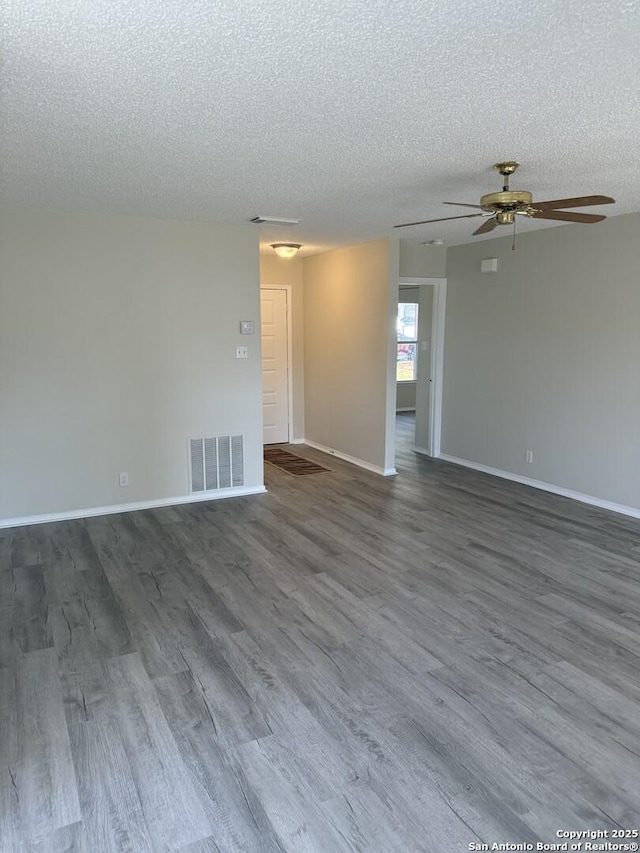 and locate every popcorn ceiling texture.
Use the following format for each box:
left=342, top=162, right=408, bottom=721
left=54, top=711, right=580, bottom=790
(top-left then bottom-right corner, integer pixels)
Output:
left=1, top=0, right=638, bottom=251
